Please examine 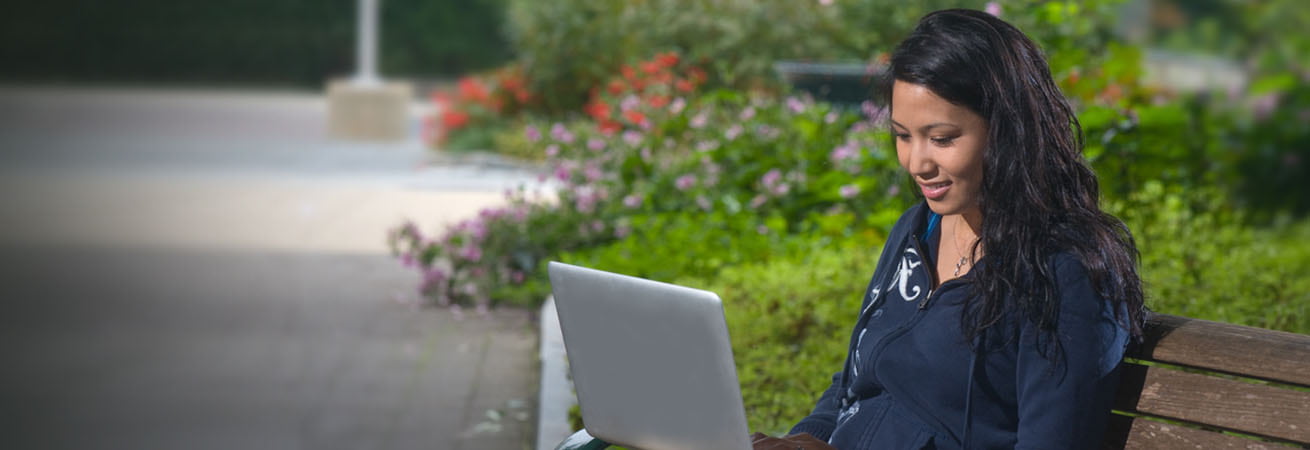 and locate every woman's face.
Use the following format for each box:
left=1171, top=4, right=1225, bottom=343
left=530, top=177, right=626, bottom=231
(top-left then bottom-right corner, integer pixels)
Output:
left=890, top=80, right=988, bottom=217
